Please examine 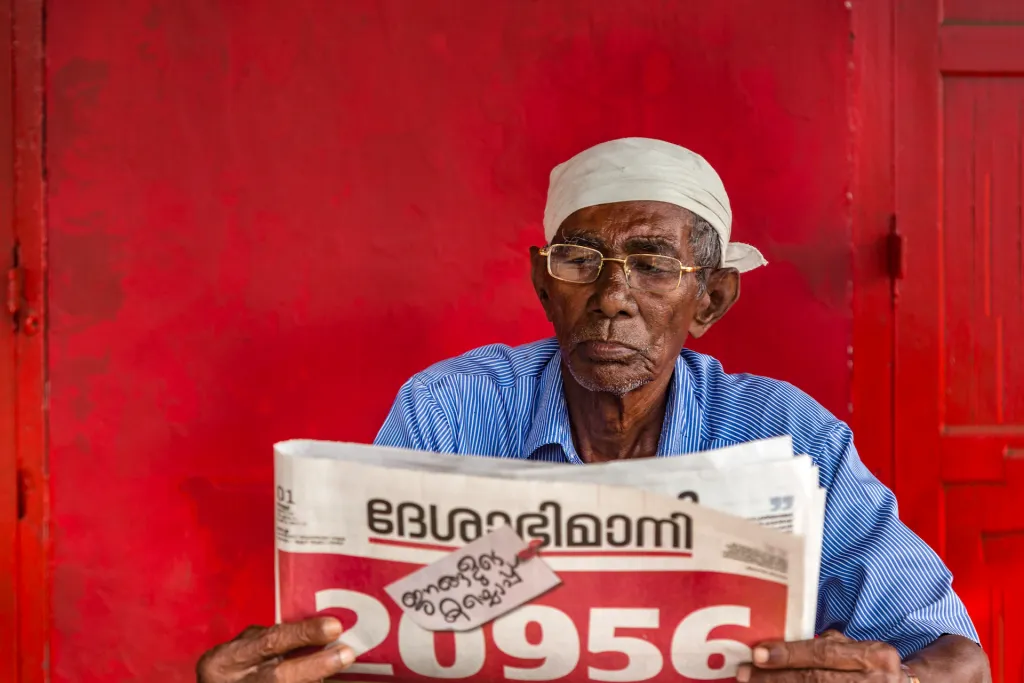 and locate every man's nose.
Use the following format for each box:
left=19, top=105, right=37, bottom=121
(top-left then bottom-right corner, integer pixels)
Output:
left=590, top=261, right=638, bottom=318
